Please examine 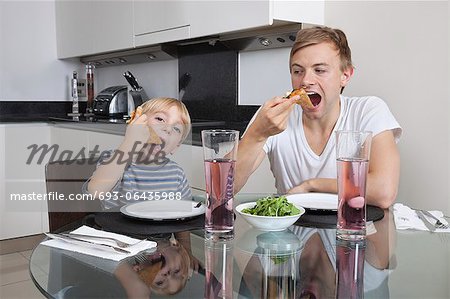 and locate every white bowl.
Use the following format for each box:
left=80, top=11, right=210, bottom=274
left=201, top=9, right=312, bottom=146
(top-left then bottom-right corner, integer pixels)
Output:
left=235, top=202, right=305, bottom=231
